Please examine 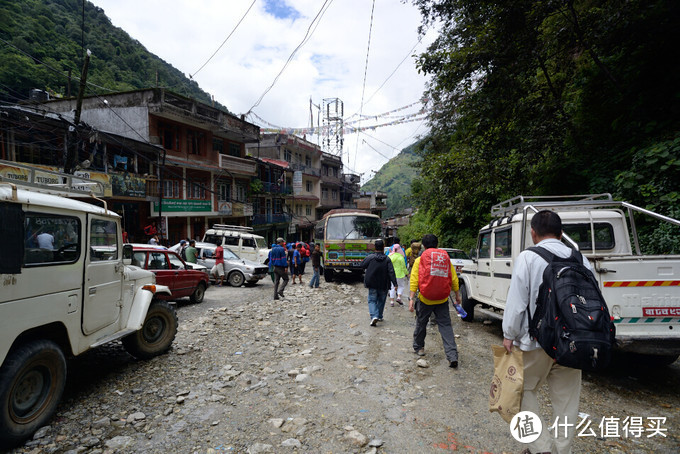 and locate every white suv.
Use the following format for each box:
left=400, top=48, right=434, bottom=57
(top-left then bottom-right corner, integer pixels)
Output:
left=203, top=224, right=270, bottom=264
left=0, top=166, right=177, bottom=449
